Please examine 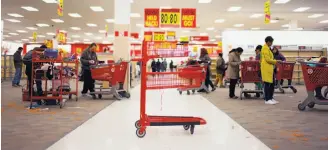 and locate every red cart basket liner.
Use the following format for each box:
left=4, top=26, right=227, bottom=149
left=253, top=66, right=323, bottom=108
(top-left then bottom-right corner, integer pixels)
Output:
left=301, top=62, right=328, bottom=91
left=91, top=62, right=128, bottom=85
left=276, top=62, right=295, bottom=80
left=240, top=61, right=261, bottom=83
